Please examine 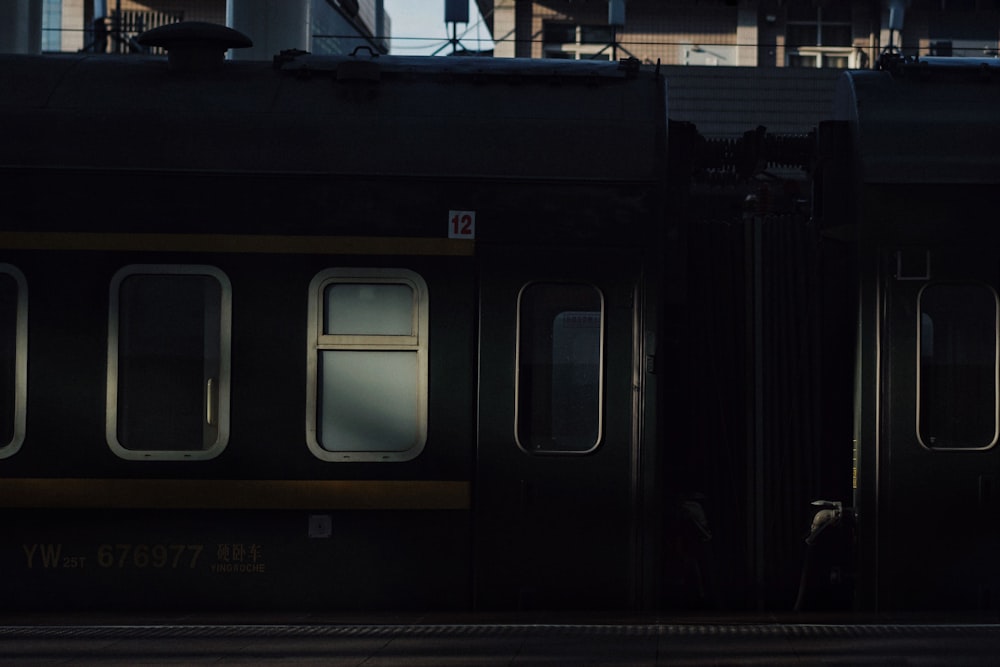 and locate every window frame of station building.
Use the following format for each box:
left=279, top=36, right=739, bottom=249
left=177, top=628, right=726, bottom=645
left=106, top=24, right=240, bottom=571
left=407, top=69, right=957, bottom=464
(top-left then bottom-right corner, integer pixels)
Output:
left=0, top=264, right=27, bottom=460
left=785, top=5, right=857, bottom=68
left=542, top=21, right=615, bottom=61
left=106, top=265, right=233, bottom=461
left=305, top=268, right=429, bottom=462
